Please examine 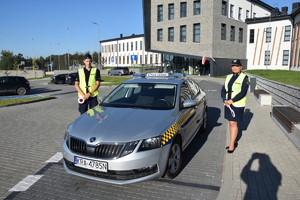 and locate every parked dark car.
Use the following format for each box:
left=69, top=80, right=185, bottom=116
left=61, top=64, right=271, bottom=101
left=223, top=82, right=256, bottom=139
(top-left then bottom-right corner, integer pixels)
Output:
left=108, top=67, right=130, bottom=76
left=0, top=76, right=31, bottom=95
left=51, top=73, right=68, bottom=84
left=65, top=72, right=77, bottom=85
